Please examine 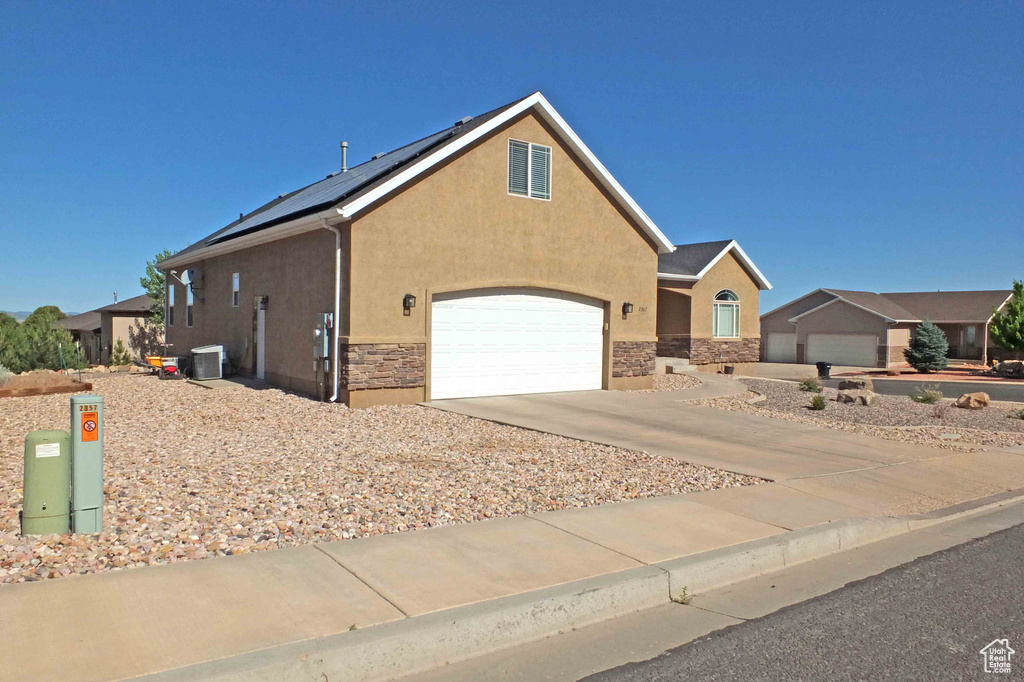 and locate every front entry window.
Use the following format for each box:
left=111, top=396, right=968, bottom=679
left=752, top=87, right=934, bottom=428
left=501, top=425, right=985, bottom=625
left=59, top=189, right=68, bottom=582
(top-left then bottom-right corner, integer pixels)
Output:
left=713, top=289, right=740, bottom=338
left=966, top=325, right=976, bottom=346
